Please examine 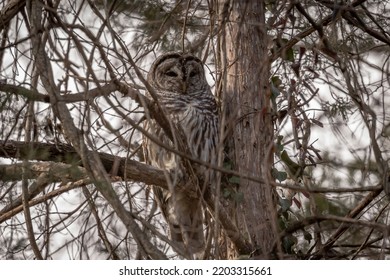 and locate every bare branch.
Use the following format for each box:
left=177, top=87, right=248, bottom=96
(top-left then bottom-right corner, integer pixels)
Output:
left=0, top=140, right=168, bottom=188
left=0, top=140, right=251, bottom=255
left=0, top=0, right=26, bottom=32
